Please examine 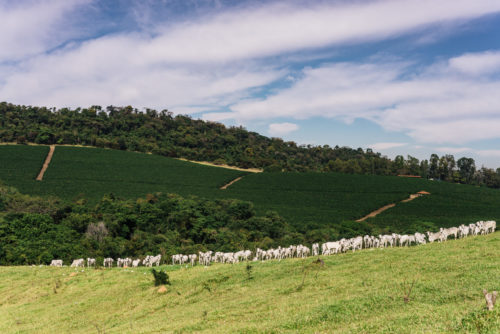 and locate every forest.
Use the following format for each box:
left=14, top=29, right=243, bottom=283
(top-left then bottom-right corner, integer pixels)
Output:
left=2, top=102, right=500, bottom=188
left=1, top=182, right=374, bottom=265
